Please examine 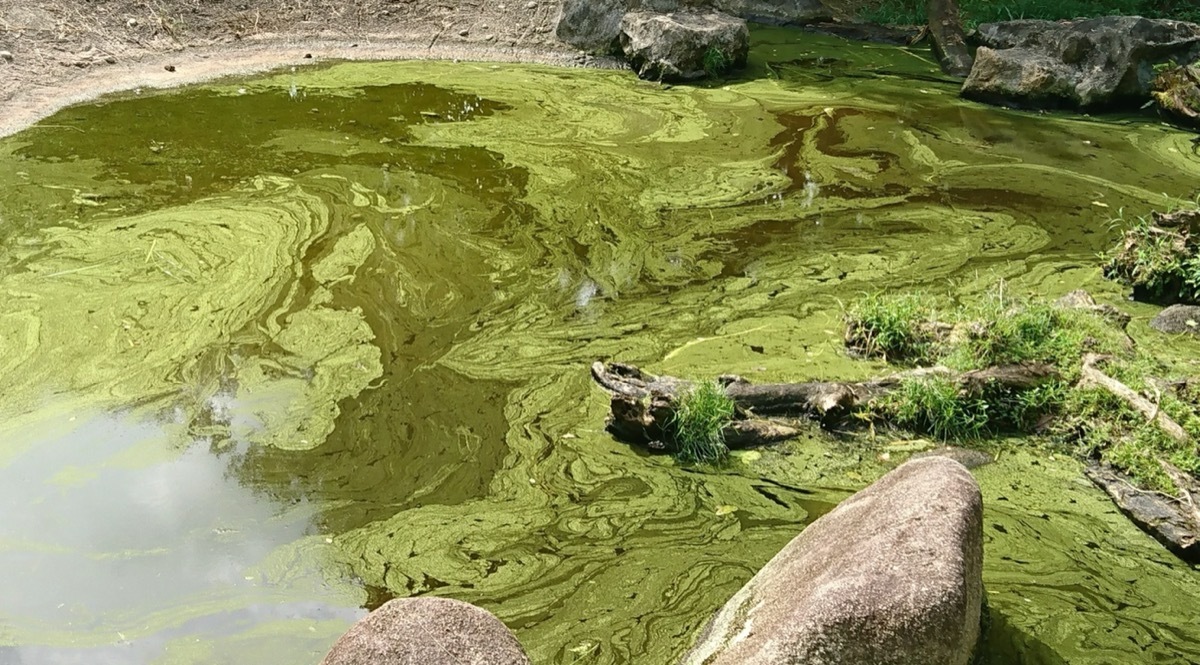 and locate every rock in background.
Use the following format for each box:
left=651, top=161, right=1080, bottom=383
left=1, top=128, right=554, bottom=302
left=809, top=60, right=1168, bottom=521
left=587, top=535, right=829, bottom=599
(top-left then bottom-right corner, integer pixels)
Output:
left=1151, top=304, right=1200, bottom=335
left=555, top=0, right=830, bottom=55
left=321, top=597, right=531, bottom=665
left=962, top=16, right=1200, bottom=110
left=683, top=456, right=984, bottom=665
left=620, top=11, right=749, bottom=81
